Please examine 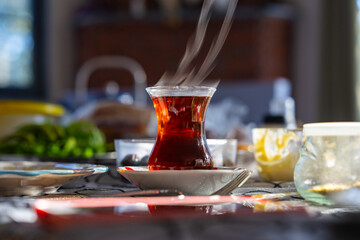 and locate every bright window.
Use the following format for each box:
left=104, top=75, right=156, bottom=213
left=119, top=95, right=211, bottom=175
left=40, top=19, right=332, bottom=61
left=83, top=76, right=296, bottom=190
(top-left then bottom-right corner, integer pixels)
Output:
left=0, top=0, right=34, bottom=88
left=0, top=0, right=43, bottom=99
